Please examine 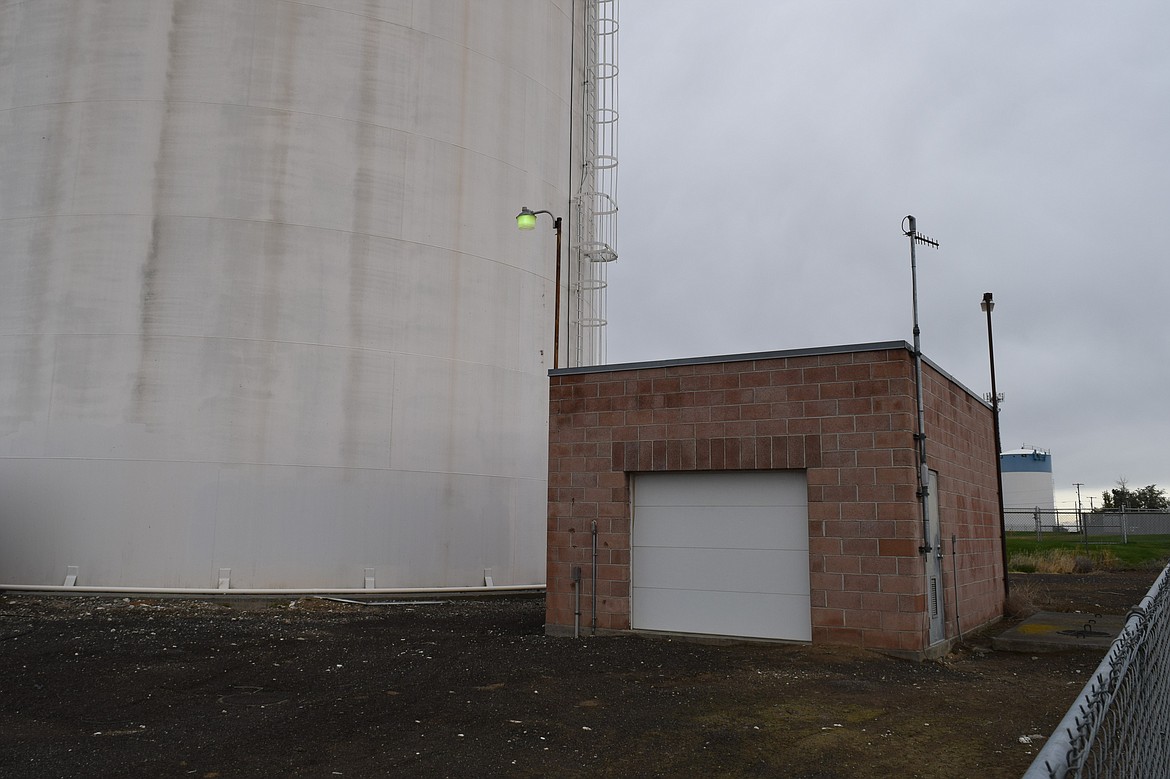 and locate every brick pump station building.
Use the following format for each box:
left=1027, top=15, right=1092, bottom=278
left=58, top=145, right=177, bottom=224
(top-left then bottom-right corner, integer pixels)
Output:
left=545, top=341, right=1004, bottom=658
